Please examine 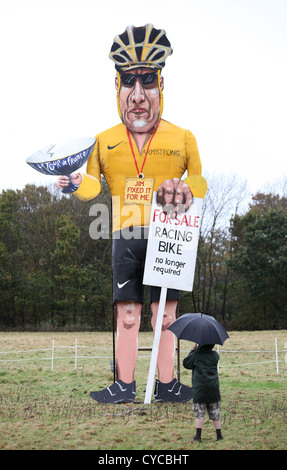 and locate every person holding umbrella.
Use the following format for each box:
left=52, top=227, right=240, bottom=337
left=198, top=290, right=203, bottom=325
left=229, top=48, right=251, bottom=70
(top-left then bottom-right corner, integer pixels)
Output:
left=168, top=313, right=228, bottom=442
left=183, top=344, right=223, bottom=443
